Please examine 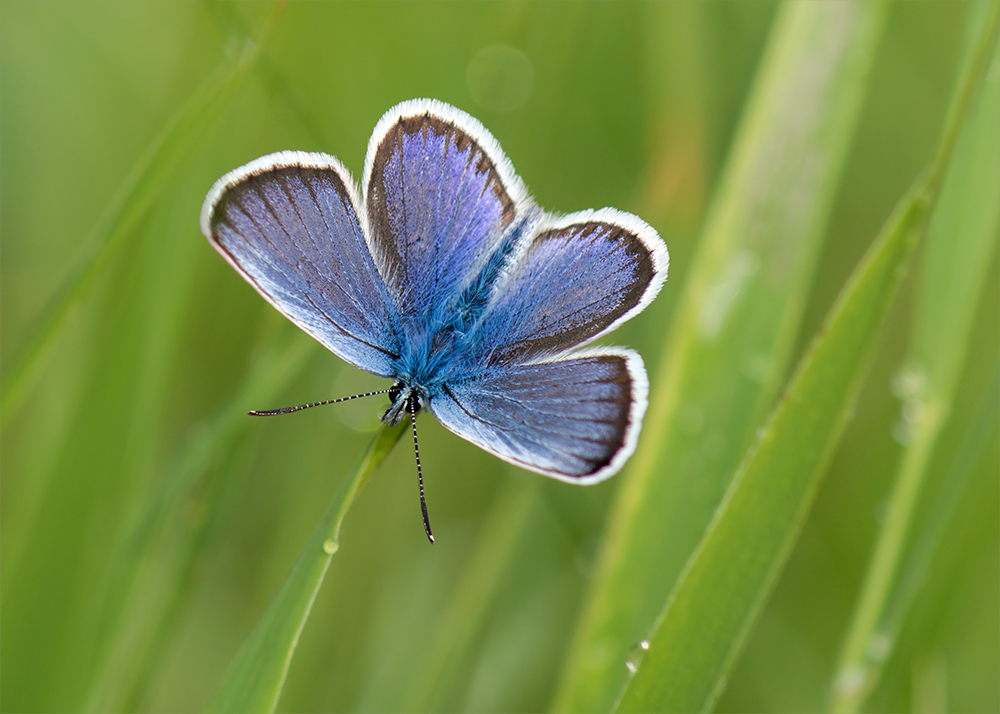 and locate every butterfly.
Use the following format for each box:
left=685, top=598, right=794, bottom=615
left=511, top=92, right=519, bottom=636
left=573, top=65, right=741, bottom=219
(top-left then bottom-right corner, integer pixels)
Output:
left=200, top=99, right=668, bottom=542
